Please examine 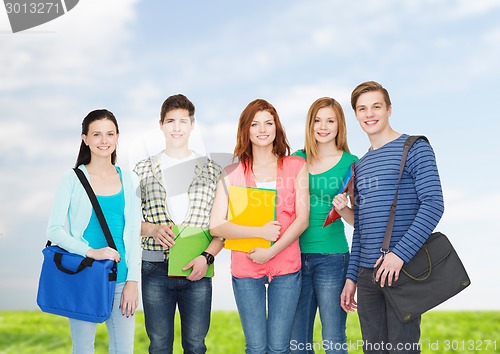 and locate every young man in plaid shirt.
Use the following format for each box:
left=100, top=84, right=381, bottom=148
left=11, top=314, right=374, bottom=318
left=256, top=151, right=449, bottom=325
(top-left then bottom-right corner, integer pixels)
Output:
left=134, top=94, right=223, bottom=354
